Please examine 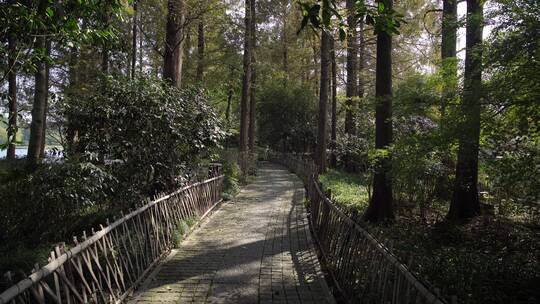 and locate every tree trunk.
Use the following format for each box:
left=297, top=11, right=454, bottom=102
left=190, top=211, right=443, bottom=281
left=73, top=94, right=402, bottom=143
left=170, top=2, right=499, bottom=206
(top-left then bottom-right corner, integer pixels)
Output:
left=139, top=19, right=143, bottom=74
left=248, top=0, right=257, bottom=151
left=358, top=20, right=365, bottom=102
left=330, top=38, right=337, bottom=168
left=163, top=0, right=186, bottom=88
left=66, top=47, right=79, bottom=154
left=343, top=0, right=359, bottom=172
left=316, top=30, right=331, bottom=174
left=131, top=0, right=138, bottom=78
left=312, top=40, right=320, bottom=96
left=239, top=0, right=252, bottom=153
left=39, top=40, right=51, bottom=159
left=448, top=0, right=483, bottom=220
left=344, top=0, right=358, bottom=136
left=281, top=1, right=289, bottom=84
left=441, top=0, right=458, bottom=117
left=27, top=36, right=49, bottom=168
left=196, top=19, right=205, bottom=83
left=6, top=35, right=17, bottom=160
left=364, top=0, right=394, bottom=222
